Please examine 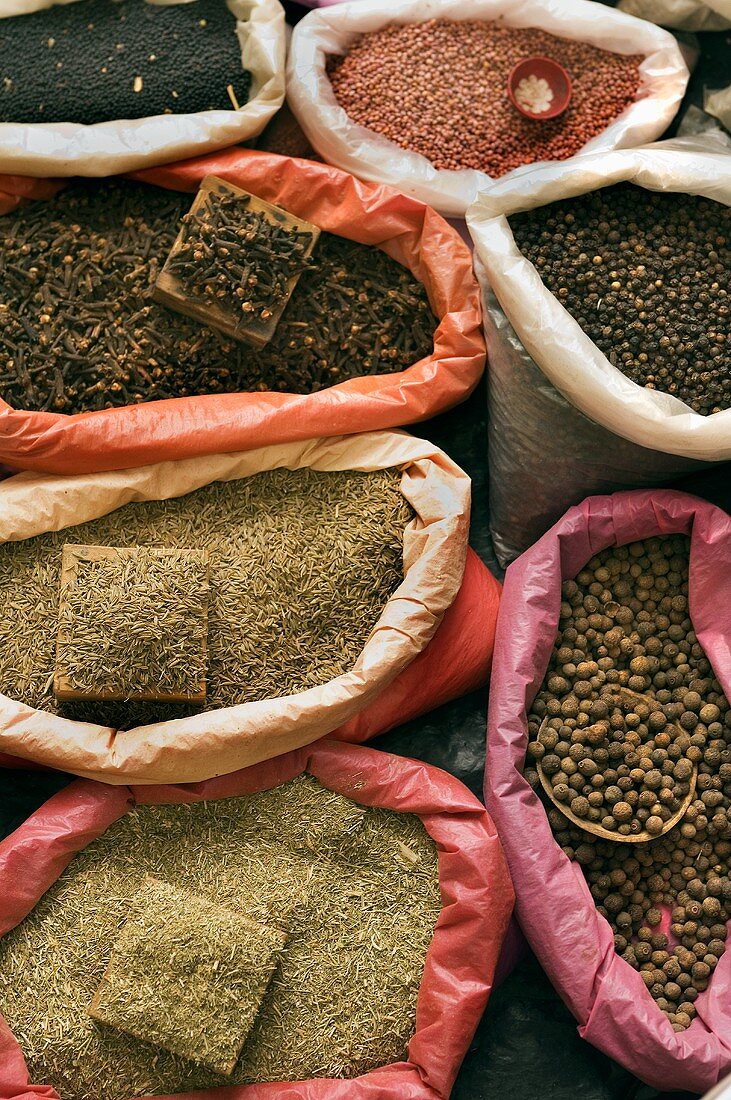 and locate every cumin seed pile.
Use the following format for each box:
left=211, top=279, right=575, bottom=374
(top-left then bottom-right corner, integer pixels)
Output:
left=57, top=548, right=209, bottom=701
left=0, top=467, right=411, bottom=727
left=0, top=775, right=441, bottom=1099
